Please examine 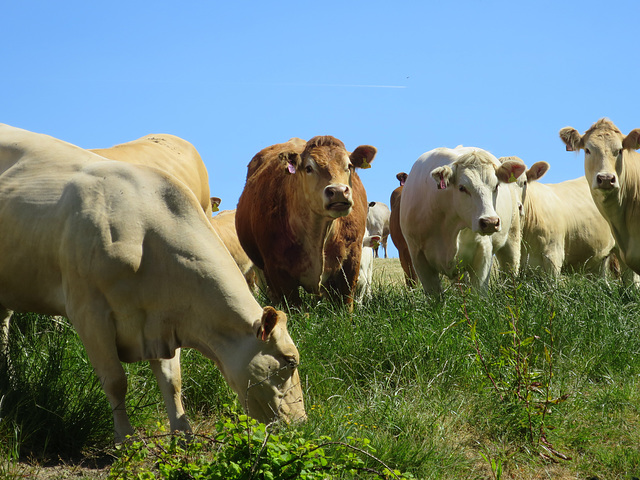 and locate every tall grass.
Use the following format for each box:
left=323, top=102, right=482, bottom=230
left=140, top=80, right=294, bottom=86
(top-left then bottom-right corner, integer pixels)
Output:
left=1, top=263, right=639, bottom=478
